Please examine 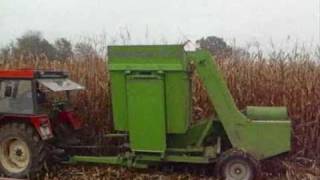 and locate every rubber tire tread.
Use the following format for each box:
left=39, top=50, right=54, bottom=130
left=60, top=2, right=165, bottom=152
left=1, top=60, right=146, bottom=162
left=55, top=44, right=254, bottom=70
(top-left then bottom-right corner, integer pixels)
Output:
left=0, top=122, right=46, bottom=178
left=215, top=149, right=261, bottom=180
